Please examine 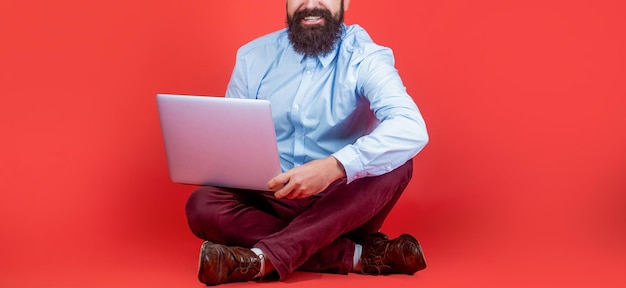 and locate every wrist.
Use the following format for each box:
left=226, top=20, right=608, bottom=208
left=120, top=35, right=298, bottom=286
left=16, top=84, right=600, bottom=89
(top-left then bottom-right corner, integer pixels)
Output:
left=328, top=156, right=347, bottom=180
